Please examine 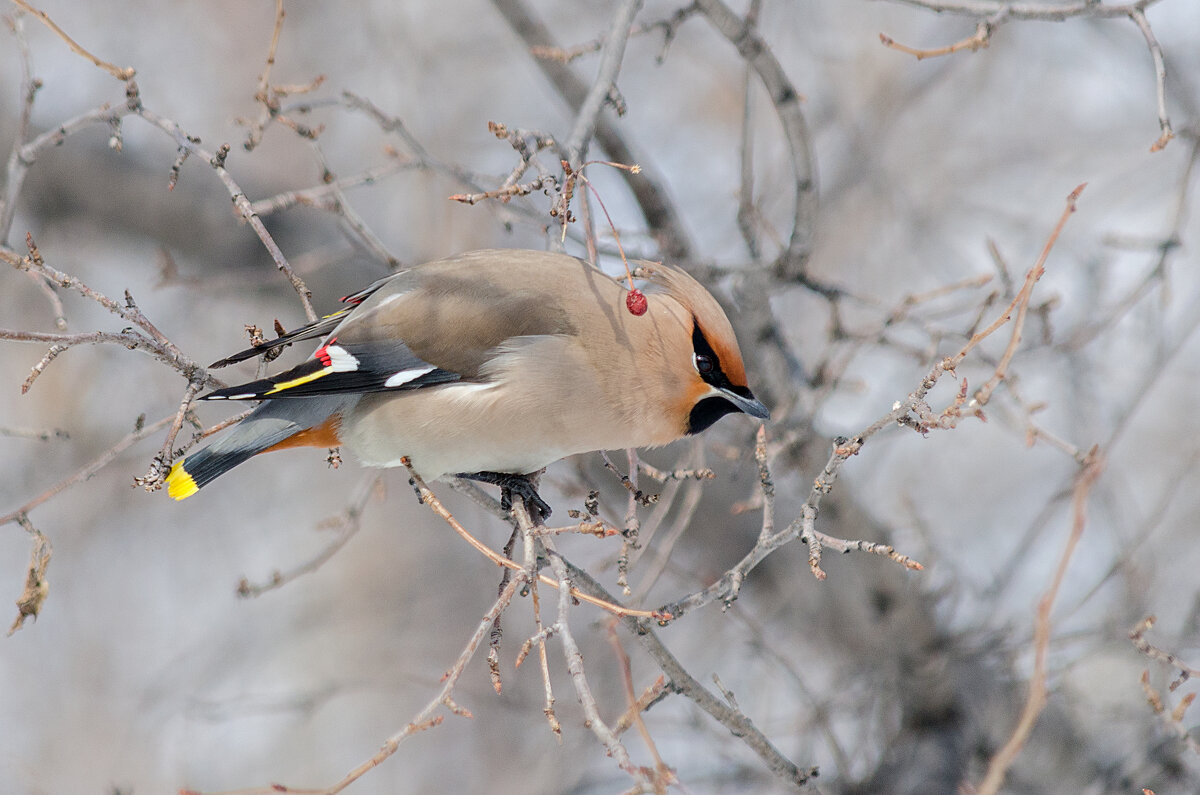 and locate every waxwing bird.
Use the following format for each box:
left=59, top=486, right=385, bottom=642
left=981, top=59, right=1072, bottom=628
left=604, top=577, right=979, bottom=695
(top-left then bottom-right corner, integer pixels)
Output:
left=166, top=249, right=769, bottom=515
